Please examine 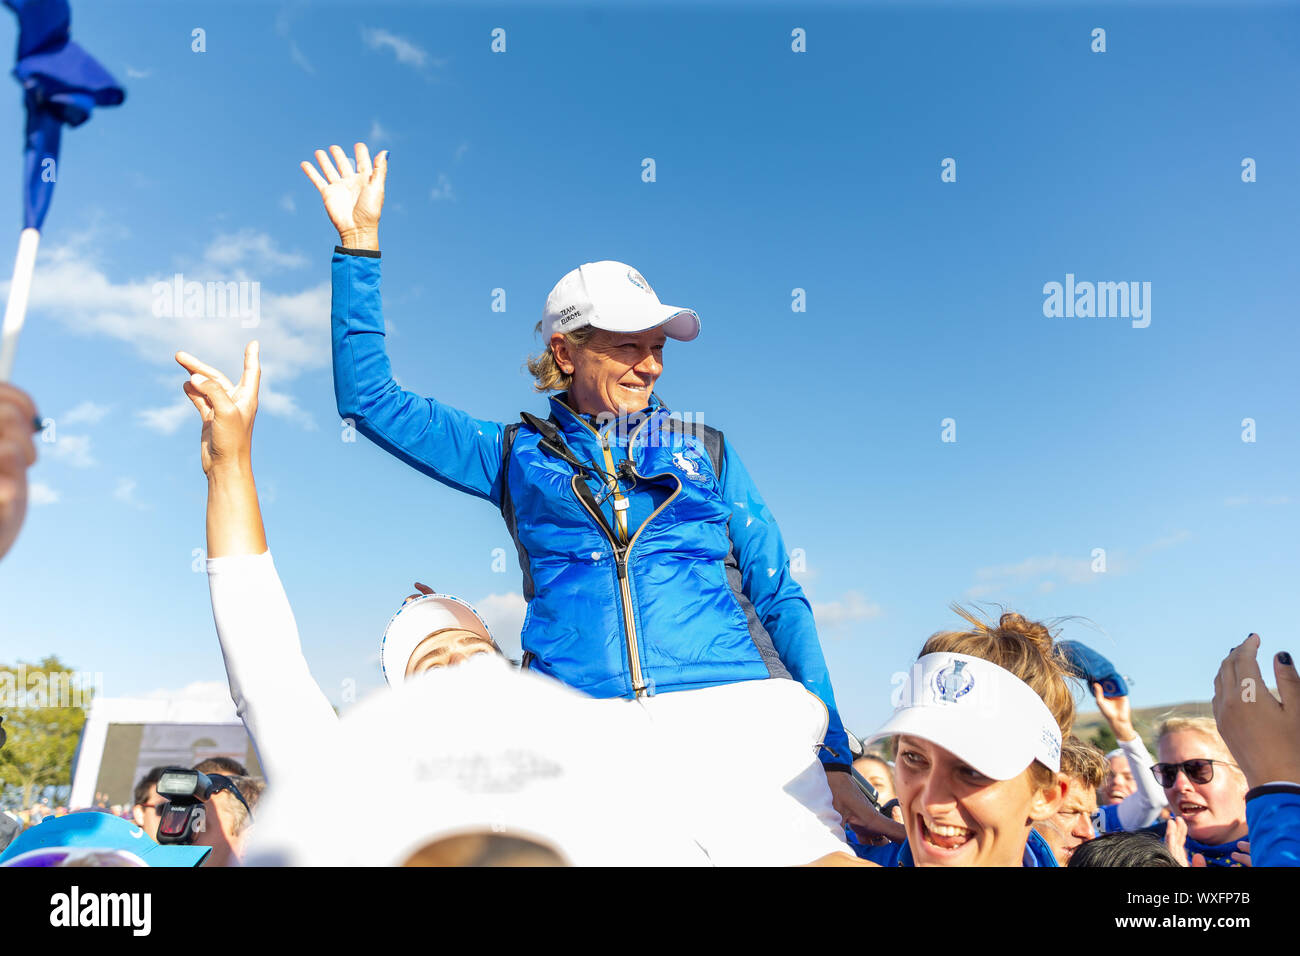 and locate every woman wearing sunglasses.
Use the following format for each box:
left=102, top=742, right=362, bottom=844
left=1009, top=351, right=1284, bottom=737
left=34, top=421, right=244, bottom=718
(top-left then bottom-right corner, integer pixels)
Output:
left=1153, top=717, right=1250, bottom=866
left=855, top=608, right=1072, bottom=867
